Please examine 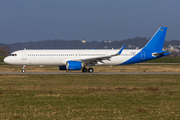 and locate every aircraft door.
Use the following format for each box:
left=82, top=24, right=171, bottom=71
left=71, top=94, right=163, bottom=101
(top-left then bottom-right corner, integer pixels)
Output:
left=141, top=51, right=145, bottom=59
left=22, top=49, right=27, bottom=60
left=75, top=53, right=81, bottom=58
left=105, top=53, right=110, bottom=56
